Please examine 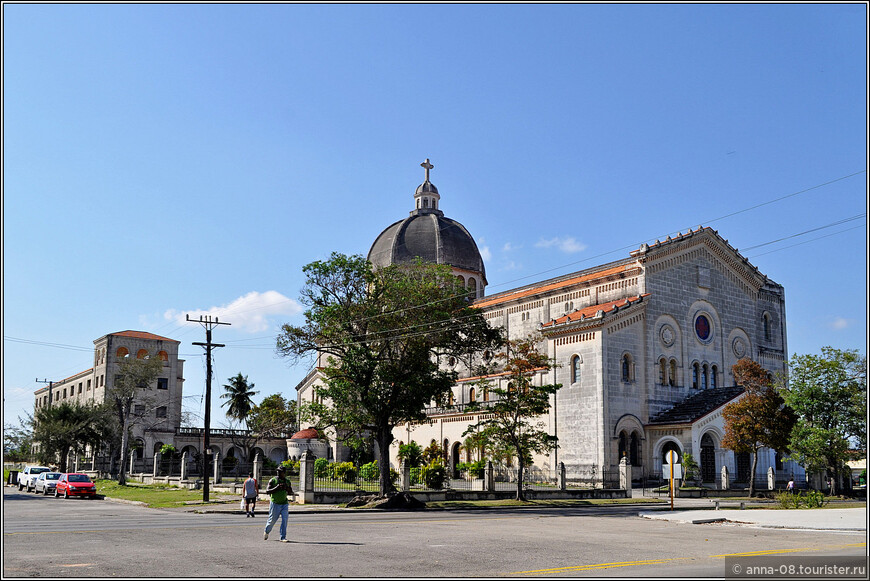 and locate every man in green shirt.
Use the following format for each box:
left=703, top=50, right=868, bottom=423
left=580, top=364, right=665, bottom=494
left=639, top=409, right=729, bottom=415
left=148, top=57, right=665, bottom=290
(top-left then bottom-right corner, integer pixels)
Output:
left=263, top=466, right=293, bottom=542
